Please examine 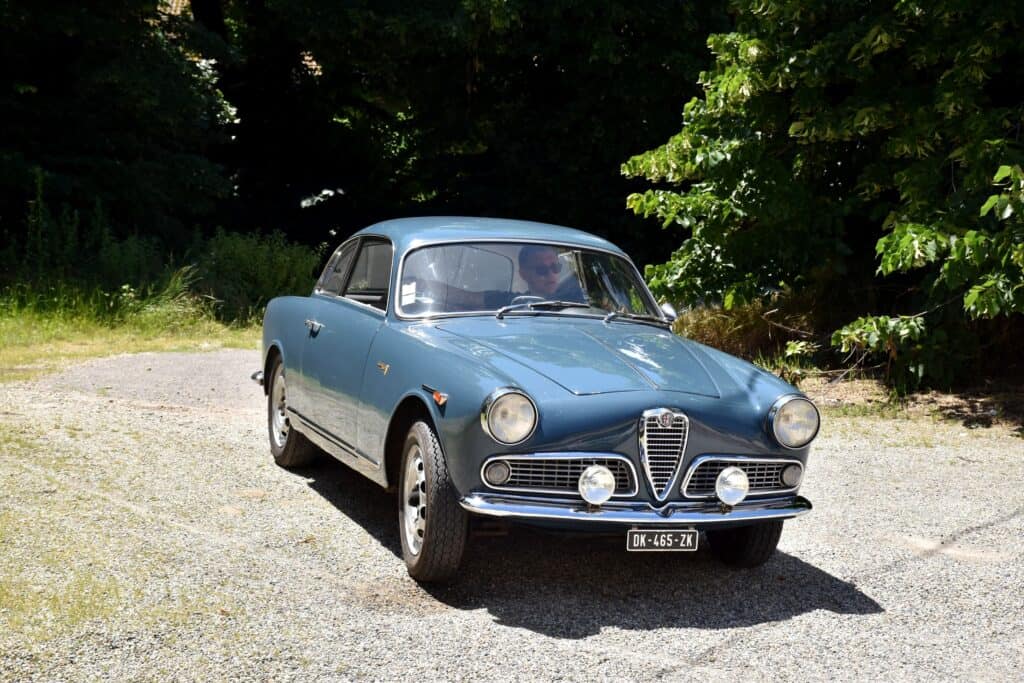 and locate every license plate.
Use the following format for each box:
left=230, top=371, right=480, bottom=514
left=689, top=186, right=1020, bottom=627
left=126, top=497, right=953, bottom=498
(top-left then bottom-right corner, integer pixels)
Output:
left=626, top=529, right=698, bottom=552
